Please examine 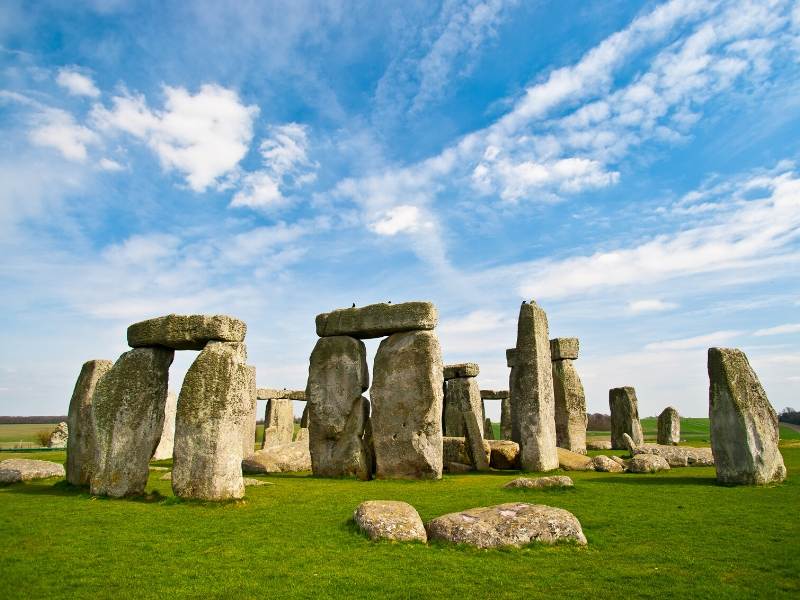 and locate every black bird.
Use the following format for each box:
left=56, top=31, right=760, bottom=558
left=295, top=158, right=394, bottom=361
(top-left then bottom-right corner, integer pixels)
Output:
left=521, top=299, right=527, bottom=305
left=352, top=303, right=355, bottom=307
